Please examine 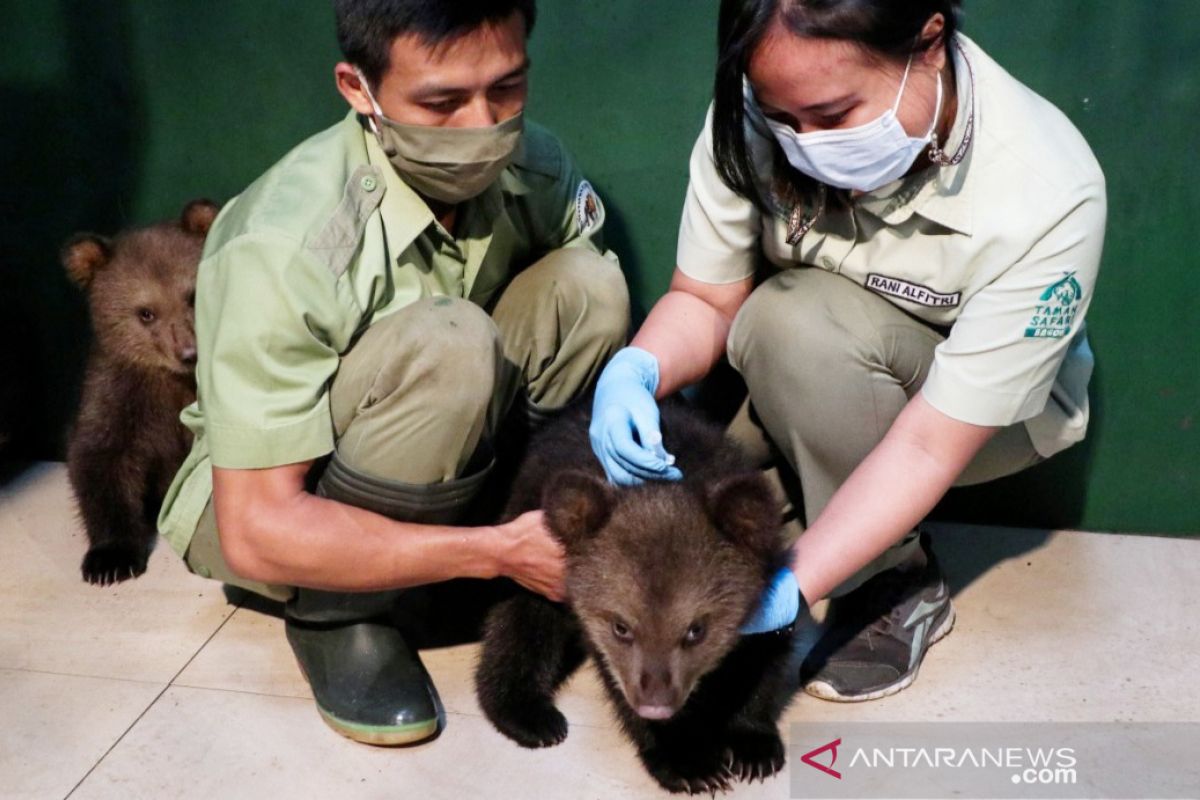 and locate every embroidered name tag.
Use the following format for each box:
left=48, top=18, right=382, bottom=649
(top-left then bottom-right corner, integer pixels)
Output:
left=865, top=273, right=962, bottom=308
